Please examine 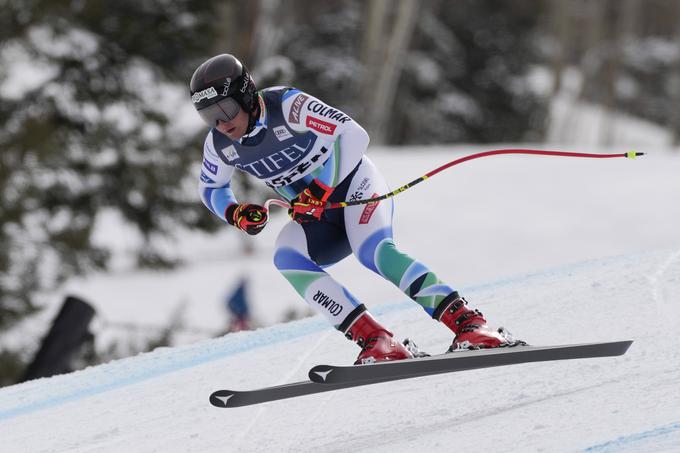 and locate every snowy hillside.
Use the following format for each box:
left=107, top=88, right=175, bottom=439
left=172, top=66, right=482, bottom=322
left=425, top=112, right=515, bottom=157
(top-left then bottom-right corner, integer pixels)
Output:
left=46, top=146, right=680, bottom=344
left=0, top=146, right=679, bottom=452
left=1, top=248, right=679, bottom=452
